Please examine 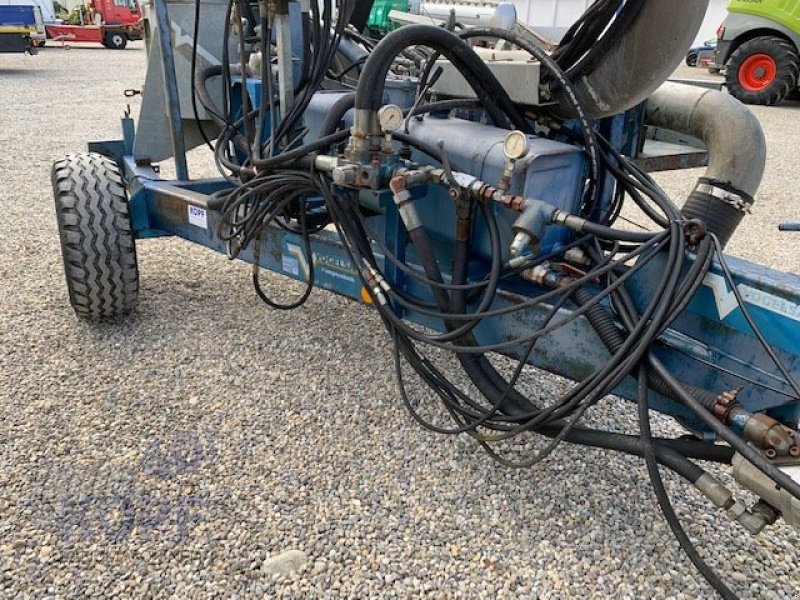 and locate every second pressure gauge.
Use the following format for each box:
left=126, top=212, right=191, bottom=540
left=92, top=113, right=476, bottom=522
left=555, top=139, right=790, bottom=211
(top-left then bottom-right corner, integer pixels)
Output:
left=503, top=130, right=529, bottom=160
left=378, top=104, right=404, bottom=132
